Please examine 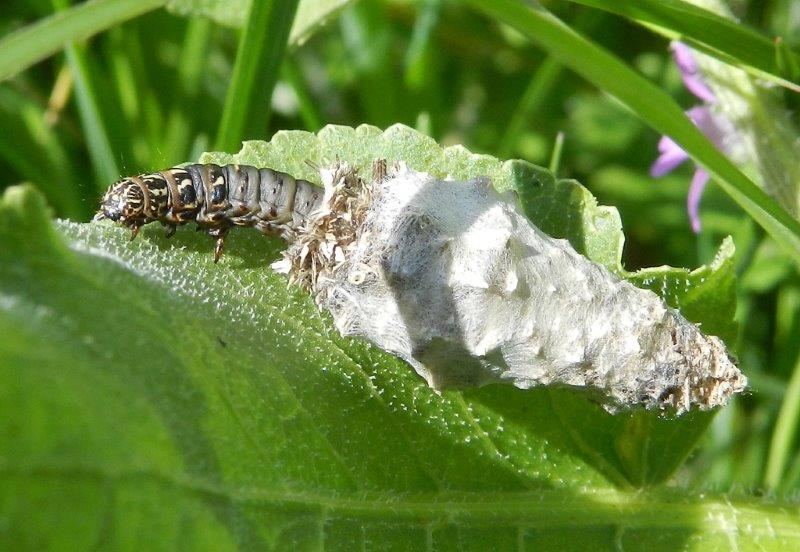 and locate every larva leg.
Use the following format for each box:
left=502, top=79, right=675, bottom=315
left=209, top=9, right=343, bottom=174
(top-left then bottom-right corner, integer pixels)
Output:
left=214, top=238, right=225, bottom=263
left=254, top=219, right=278, bottom=235
left=208, top=226, right=229, bottom=263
